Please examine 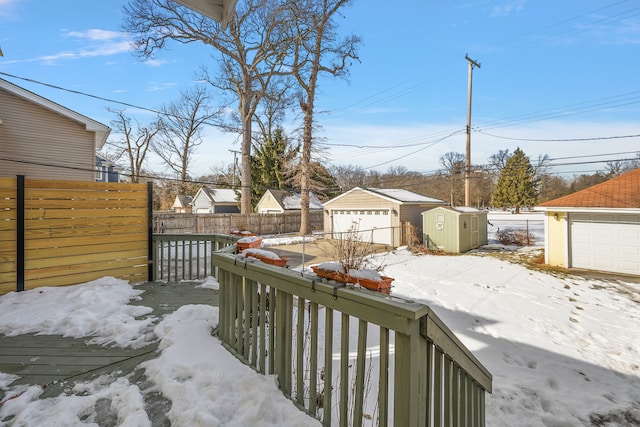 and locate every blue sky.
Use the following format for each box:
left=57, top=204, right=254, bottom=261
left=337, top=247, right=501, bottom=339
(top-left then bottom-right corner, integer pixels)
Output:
left=1, top=0, right=639, bottom=178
